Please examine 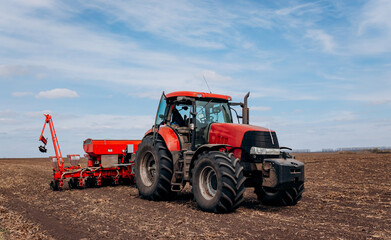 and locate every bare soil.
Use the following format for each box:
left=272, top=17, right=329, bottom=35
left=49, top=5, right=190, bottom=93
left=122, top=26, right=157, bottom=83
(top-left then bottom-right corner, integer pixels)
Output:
left=0, top=152, right=390, bottom=239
